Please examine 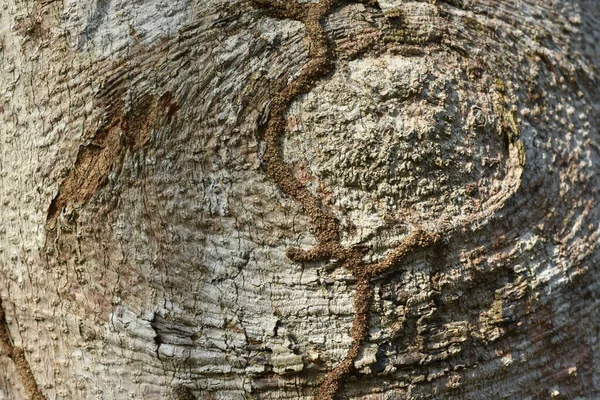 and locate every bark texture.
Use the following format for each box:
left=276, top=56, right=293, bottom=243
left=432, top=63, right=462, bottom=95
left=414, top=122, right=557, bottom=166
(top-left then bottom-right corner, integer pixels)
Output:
left=0, top=0, right=599, bottom=399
